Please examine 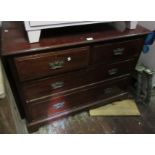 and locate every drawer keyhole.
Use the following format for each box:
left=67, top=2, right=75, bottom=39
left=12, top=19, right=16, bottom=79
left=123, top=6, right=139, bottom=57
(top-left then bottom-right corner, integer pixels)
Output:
left=67, top=56, right=72, bottom=62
